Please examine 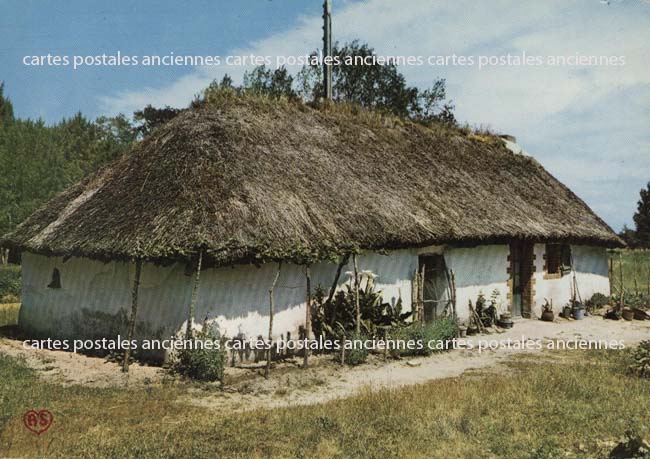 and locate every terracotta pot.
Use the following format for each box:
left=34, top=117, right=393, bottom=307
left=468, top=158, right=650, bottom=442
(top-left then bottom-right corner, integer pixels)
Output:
left=622, top=309, right=635, bottom=321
